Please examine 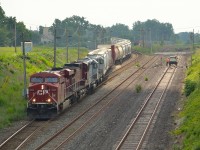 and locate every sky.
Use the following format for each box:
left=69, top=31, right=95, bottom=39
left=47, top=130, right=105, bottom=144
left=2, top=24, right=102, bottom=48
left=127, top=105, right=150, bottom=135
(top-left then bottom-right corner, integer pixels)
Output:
left=0, top=0, right=200, bottom=33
